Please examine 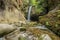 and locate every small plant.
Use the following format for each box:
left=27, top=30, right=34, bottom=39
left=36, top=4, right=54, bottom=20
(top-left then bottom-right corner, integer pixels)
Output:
left=18, top=37, right=26, bottom=40
left=38, top=36, right=44, bottom=40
